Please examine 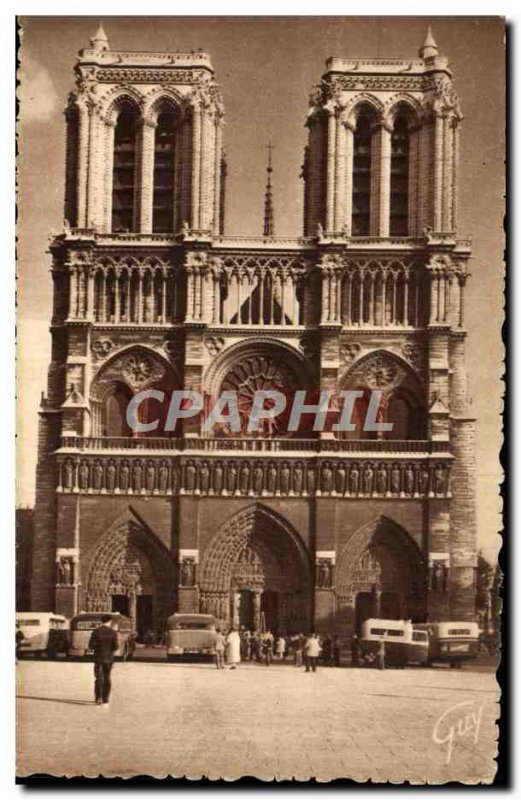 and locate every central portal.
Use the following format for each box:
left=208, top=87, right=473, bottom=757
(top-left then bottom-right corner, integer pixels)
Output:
left=199, top=506, right=311, bottom=634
